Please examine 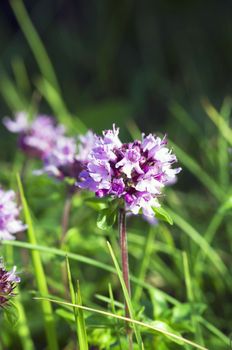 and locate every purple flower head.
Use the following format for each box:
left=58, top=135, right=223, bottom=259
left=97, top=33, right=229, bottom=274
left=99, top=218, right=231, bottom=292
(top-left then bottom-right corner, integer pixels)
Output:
left=77, top=126, right=181, bottom=218
left=0, top=259, right=20, bottom=307
left=3, top=112, right=65, bottom=159
left=0, top=189, right=26, bottom=240
left=37, top=130, right=95, bottom=181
